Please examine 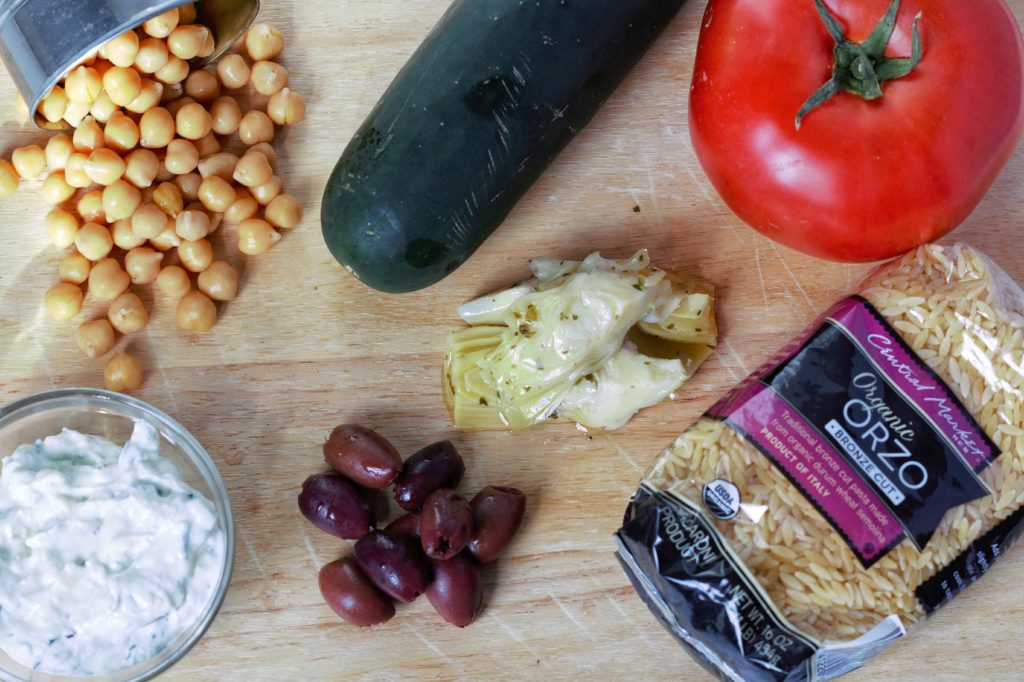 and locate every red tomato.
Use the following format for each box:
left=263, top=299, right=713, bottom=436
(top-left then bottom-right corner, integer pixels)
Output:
left=689, top=0, right=1024, bottom=262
